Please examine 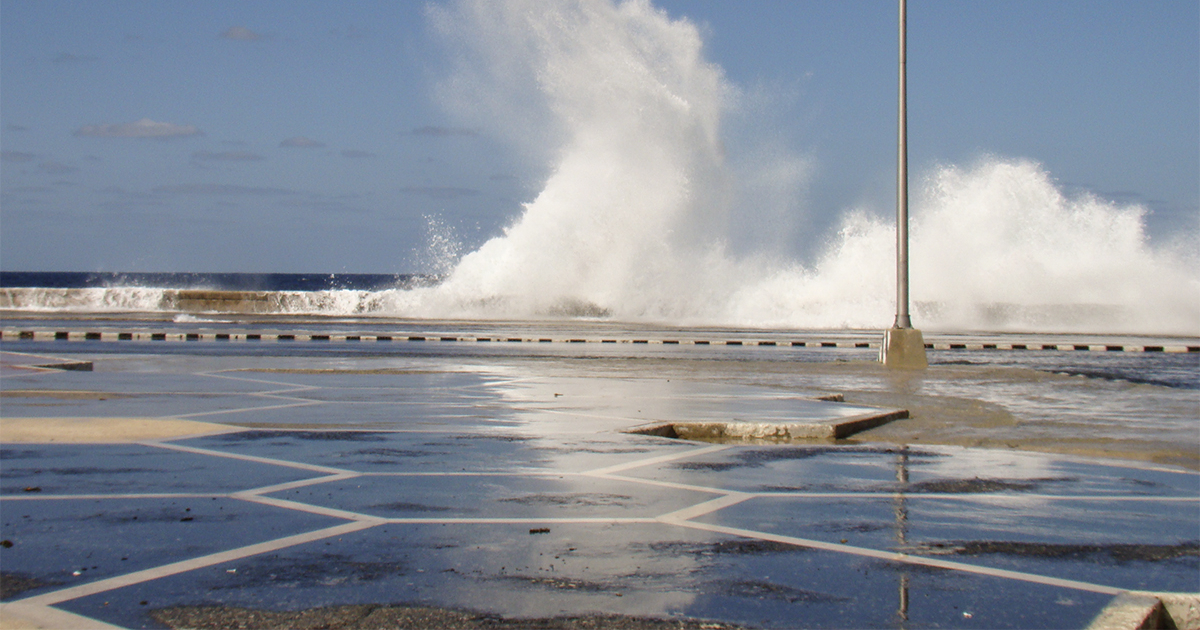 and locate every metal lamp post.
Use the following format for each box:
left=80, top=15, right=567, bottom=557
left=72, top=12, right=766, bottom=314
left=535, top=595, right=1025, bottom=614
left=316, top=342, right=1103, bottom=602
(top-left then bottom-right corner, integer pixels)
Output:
left=881, top=0, right=928, bottom=368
